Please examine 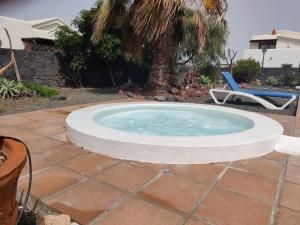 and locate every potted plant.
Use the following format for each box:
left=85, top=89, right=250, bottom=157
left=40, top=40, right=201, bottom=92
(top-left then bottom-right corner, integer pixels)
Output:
left=0, top=137, right=27, bottom=225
